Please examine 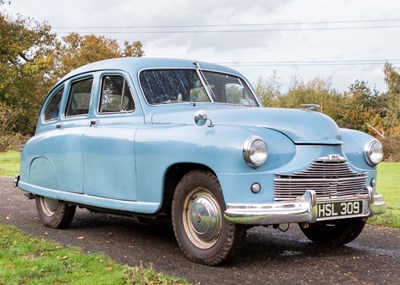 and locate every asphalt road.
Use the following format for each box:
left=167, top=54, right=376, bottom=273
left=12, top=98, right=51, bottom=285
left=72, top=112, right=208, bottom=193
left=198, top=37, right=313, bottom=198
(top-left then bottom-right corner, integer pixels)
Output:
left=1, top=176, right=399, bottom=285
